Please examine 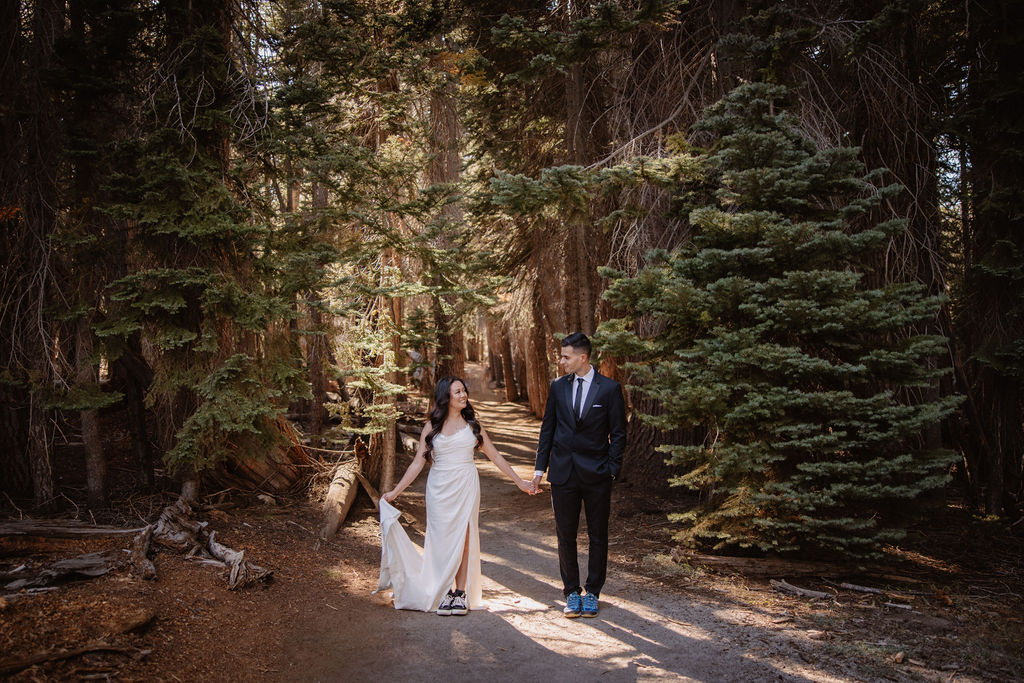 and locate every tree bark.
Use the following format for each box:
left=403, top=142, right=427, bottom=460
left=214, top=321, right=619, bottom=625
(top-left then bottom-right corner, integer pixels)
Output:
left=75, top=316, right=106, bottom=509
left=428, top=65, right=466, bottom=381
left=486, top=318, right=503, bottom=384
left=621, top=391, right=694, bottom=492
left=524, top=298, right=551, bottom=418
left=14, top=0, right=64, bottom=511
left=958, top=0, right=1024, bottom=516
left=307, top=302, right=327, bottom=448
left=499, top=322, right=518, bottom=402
left=433, top=297, right=466, bottom=380
left=319, top=460, right=361, bottom=542
left=111, top=338, right=154, bottom=488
